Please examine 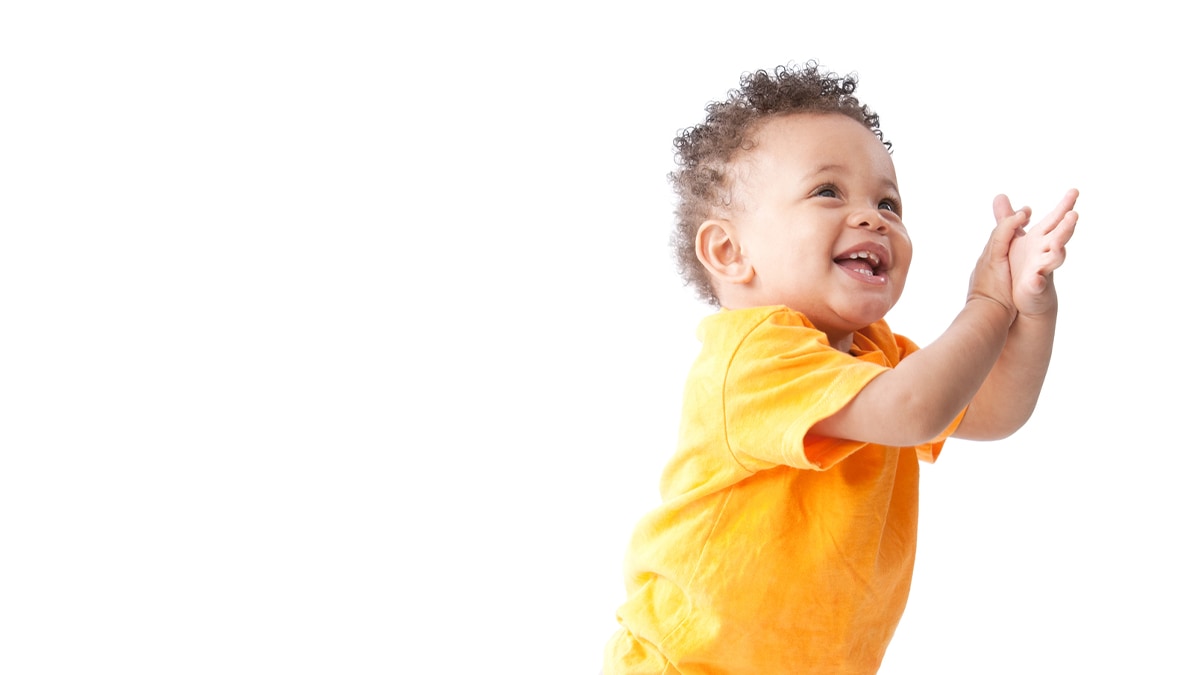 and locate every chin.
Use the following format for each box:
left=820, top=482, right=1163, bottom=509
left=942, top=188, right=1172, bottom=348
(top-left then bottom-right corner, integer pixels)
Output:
left=842, top=308, right=891, bottom=331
